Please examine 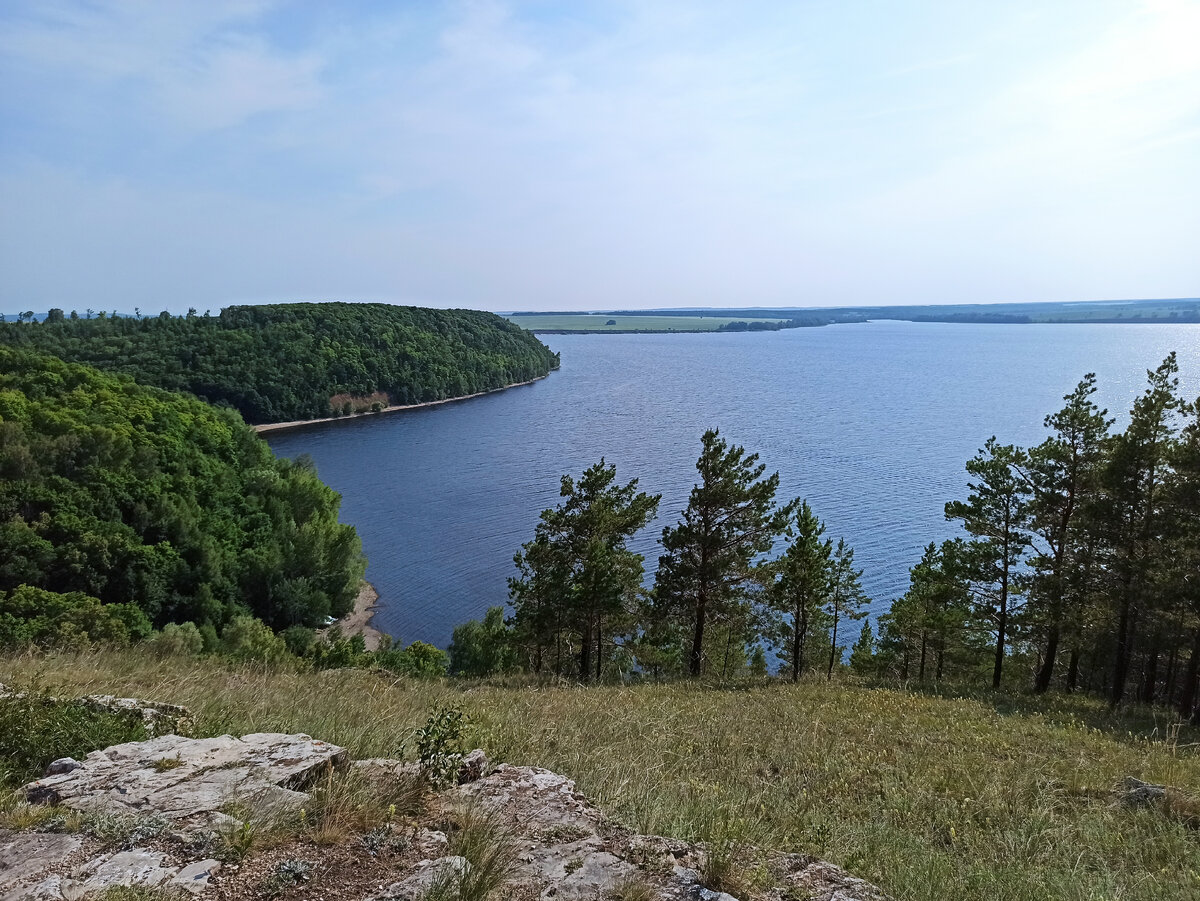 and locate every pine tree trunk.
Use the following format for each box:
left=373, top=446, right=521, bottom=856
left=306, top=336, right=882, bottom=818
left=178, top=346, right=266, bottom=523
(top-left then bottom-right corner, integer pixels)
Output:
left=1111, top=597, right=1135, bottom=707
left=918, top=630, right=927, bottom=682
left=1034, top=623, right=1060, bottom=694
left=791, top=605, right=802, bottom=683
left=1066, top=647, right=1080, bottom=693
left=690, top=587, right=706, bottom=677
left=579, top=622, right=592, bottom=684
left=993, top=604, right=1007, bottom=691
left=827, top=607, right=839, bottom=681
left=595, top=621, right=603, bottom=682
left=1178, top=628, right=1200, bottom=721
left=1140, top=647, right=1159, bottom=704
left=994, top=554, right=1009, bottom=691
left=1164, top=644, right=1178, bottom=707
